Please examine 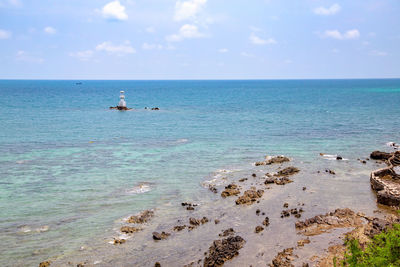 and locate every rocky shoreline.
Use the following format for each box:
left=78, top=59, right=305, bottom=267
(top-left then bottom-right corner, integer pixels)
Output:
left=40, top=150, right=400, bottom=267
